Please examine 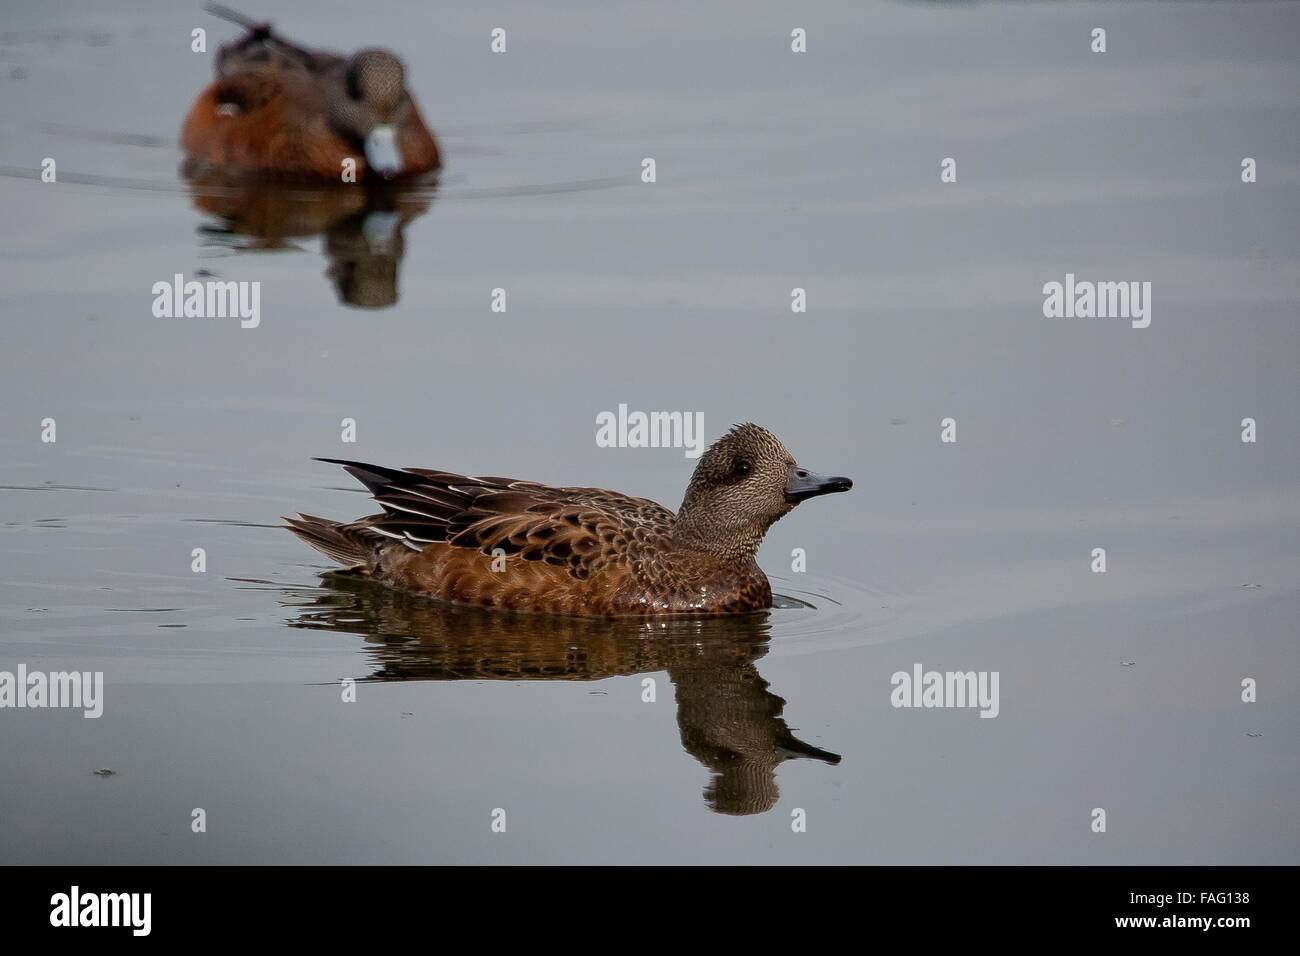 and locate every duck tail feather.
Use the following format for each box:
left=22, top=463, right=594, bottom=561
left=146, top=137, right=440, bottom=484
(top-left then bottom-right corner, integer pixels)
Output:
left=313, top=458, right=423, bottom=497
left=283, top=512, right=371, bottom=569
